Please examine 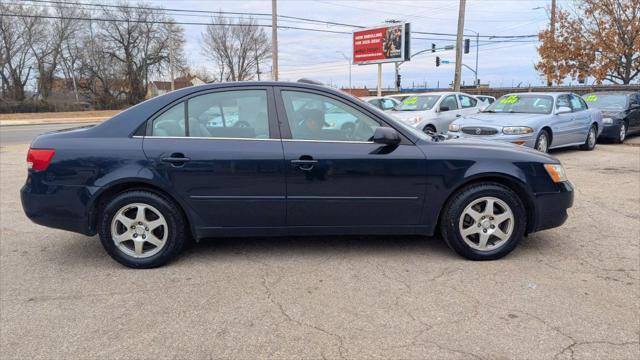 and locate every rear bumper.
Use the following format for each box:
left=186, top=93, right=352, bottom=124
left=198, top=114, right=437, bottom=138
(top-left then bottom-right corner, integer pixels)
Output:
left=21, top=177, right=97, bottom=236
left=531, top=181, right=574, bottom=232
